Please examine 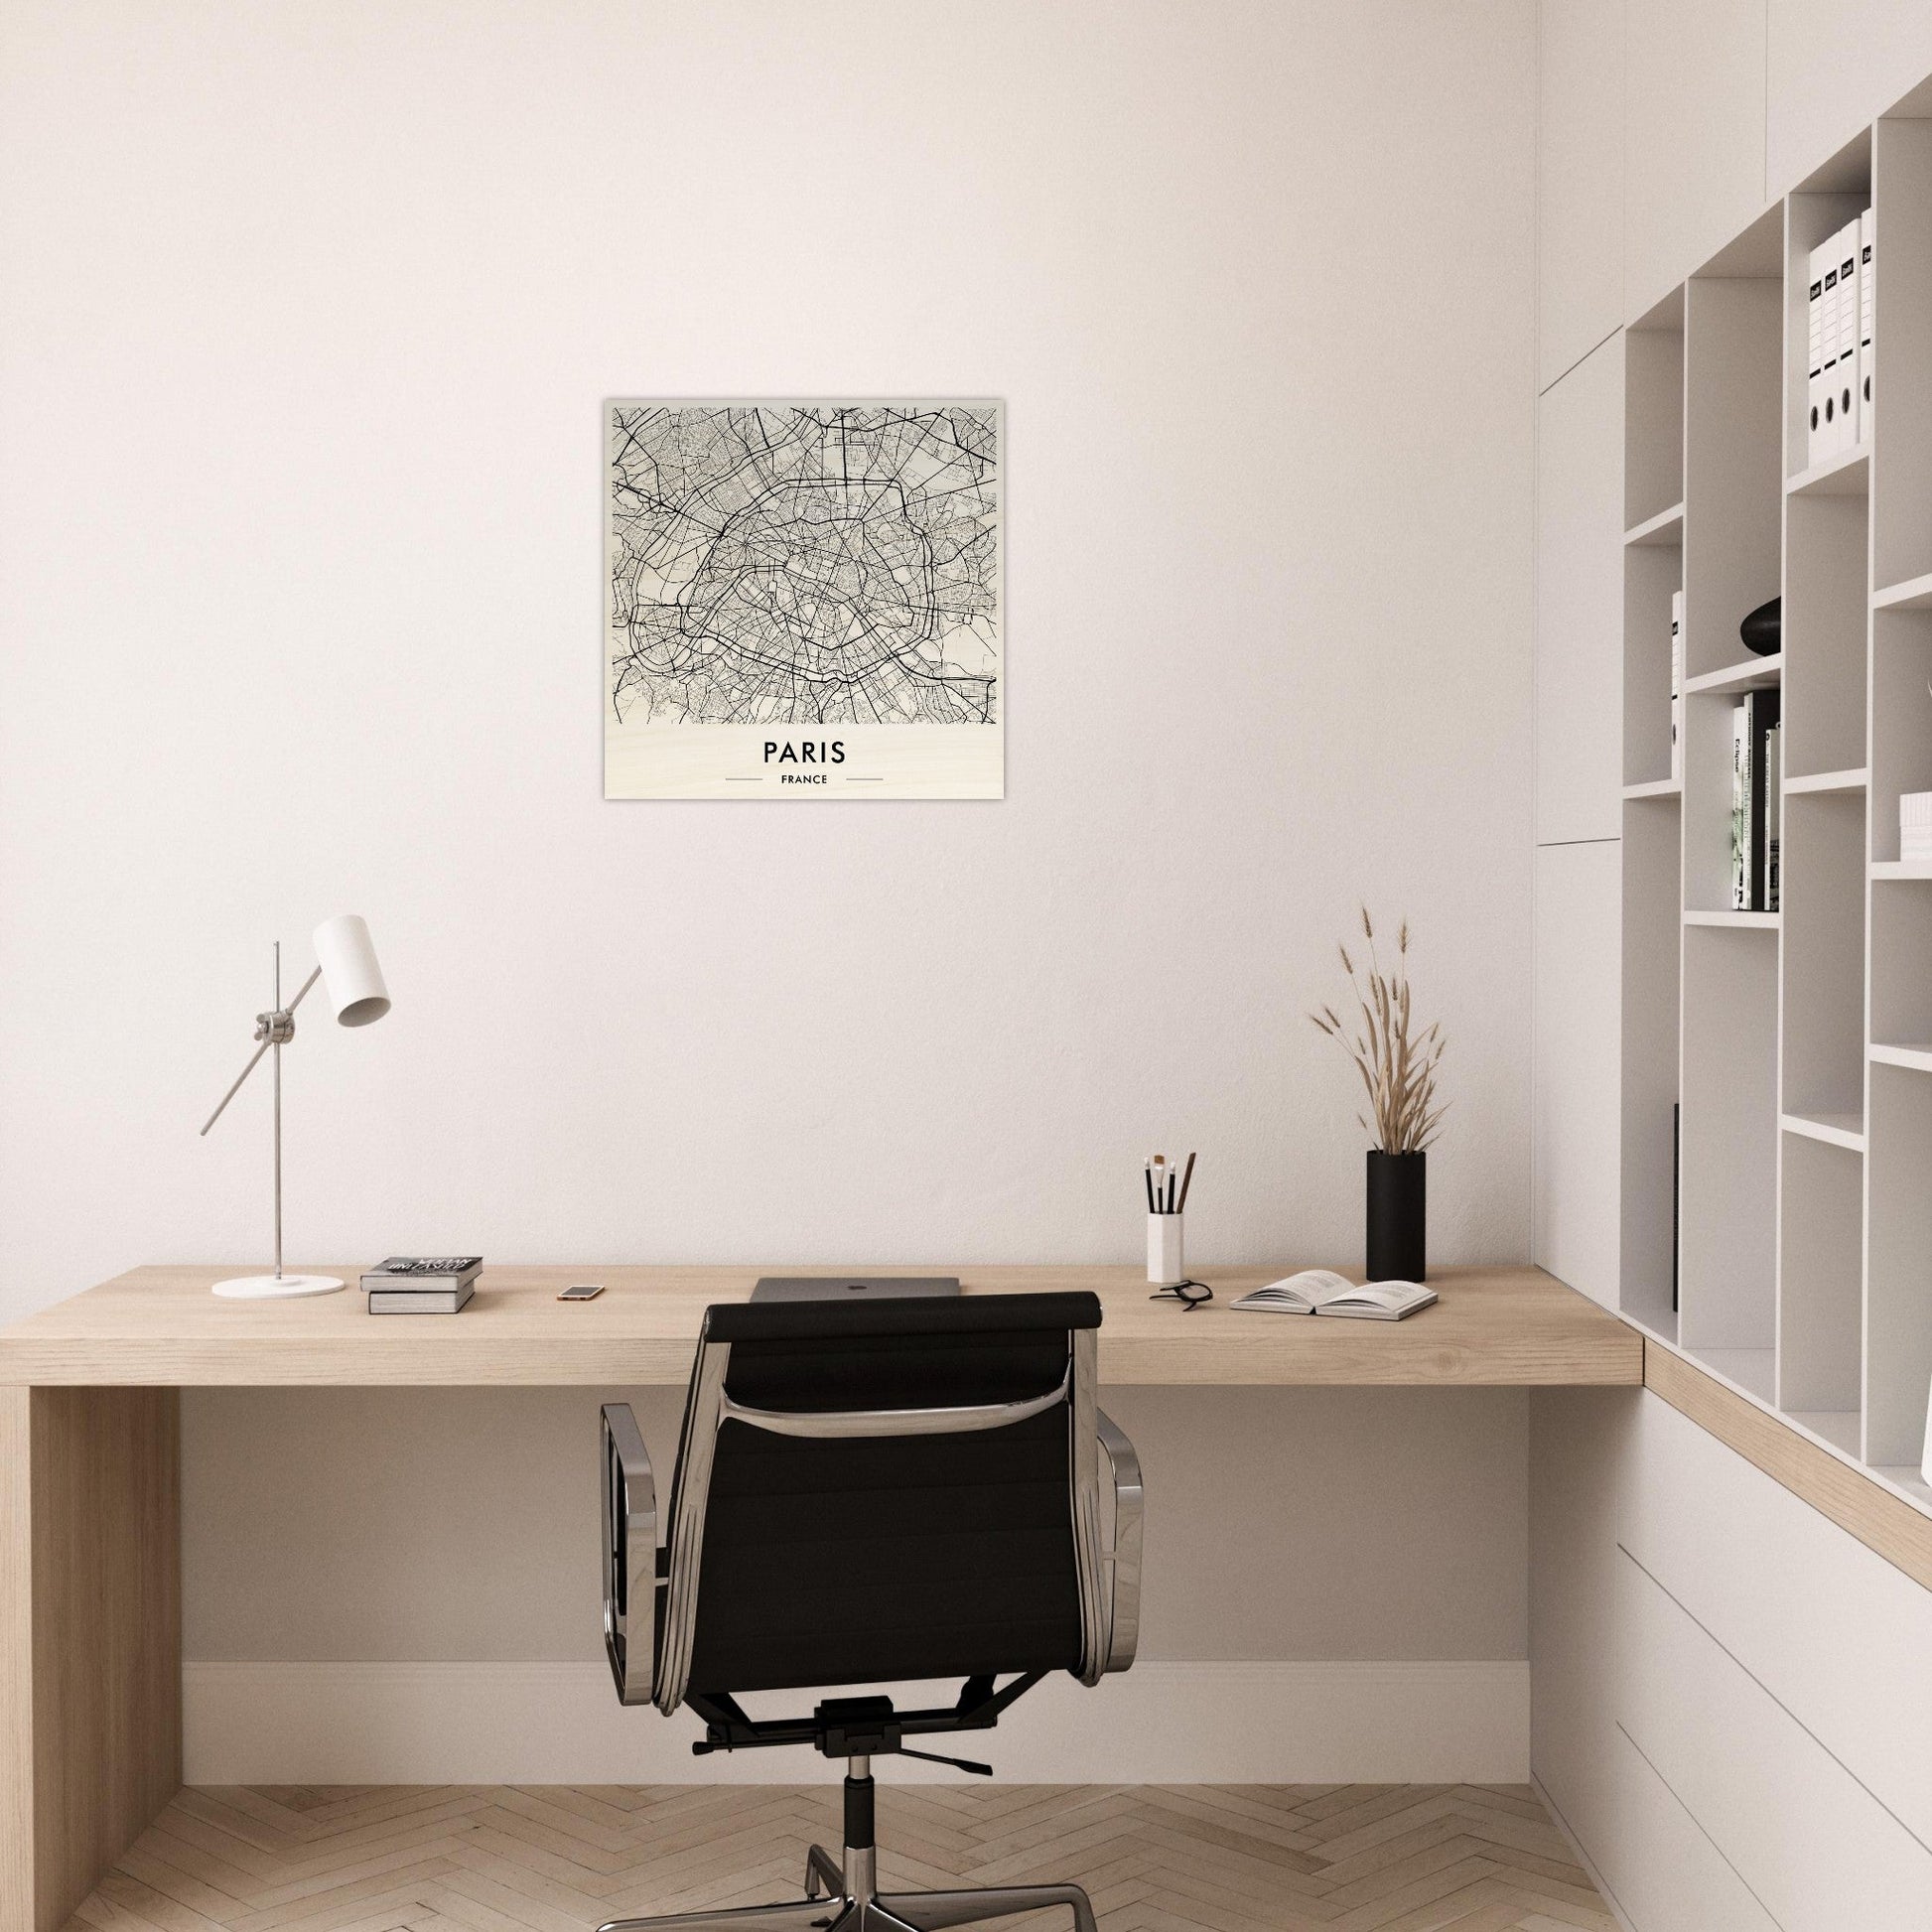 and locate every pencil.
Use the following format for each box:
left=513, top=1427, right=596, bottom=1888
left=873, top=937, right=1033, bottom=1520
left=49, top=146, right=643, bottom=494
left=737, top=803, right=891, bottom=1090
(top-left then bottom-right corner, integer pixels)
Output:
left=1176, top=1150, right=1196, bottom=1212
